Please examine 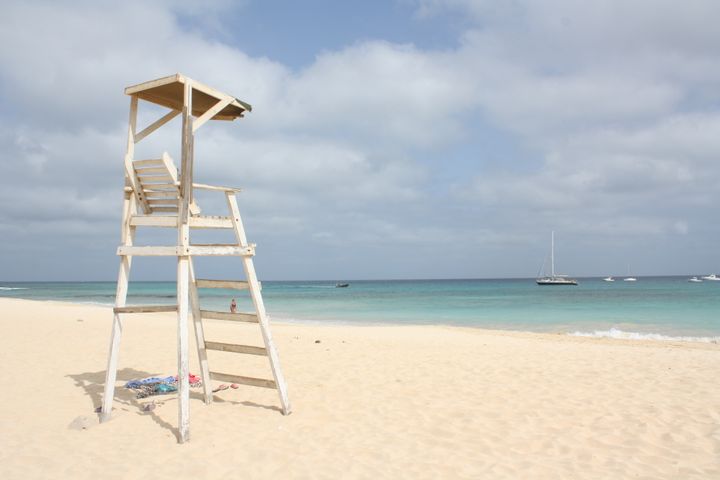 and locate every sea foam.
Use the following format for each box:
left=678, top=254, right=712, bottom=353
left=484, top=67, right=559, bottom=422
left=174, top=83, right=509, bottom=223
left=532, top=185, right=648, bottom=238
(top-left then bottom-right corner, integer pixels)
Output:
left=569, top=327, right=719, bottom=343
